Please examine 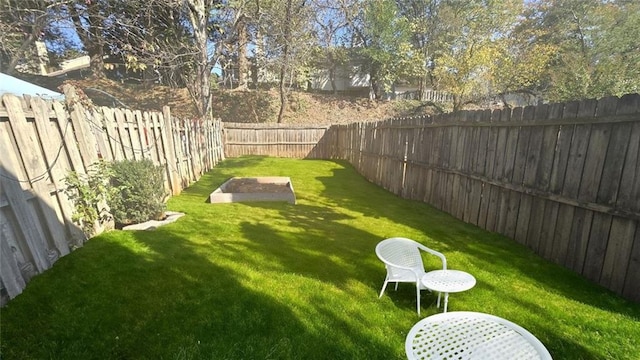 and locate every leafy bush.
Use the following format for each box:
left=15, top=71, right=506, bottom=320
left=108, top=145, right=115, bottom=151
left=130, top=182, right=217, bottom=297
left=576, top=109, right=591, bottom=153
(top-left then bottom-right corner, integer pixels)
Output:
left=109, top=159, right=167, bottom=226
left=64, top=161, right=118, bottom=236
left=64, top=161, right=118, bottom=237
